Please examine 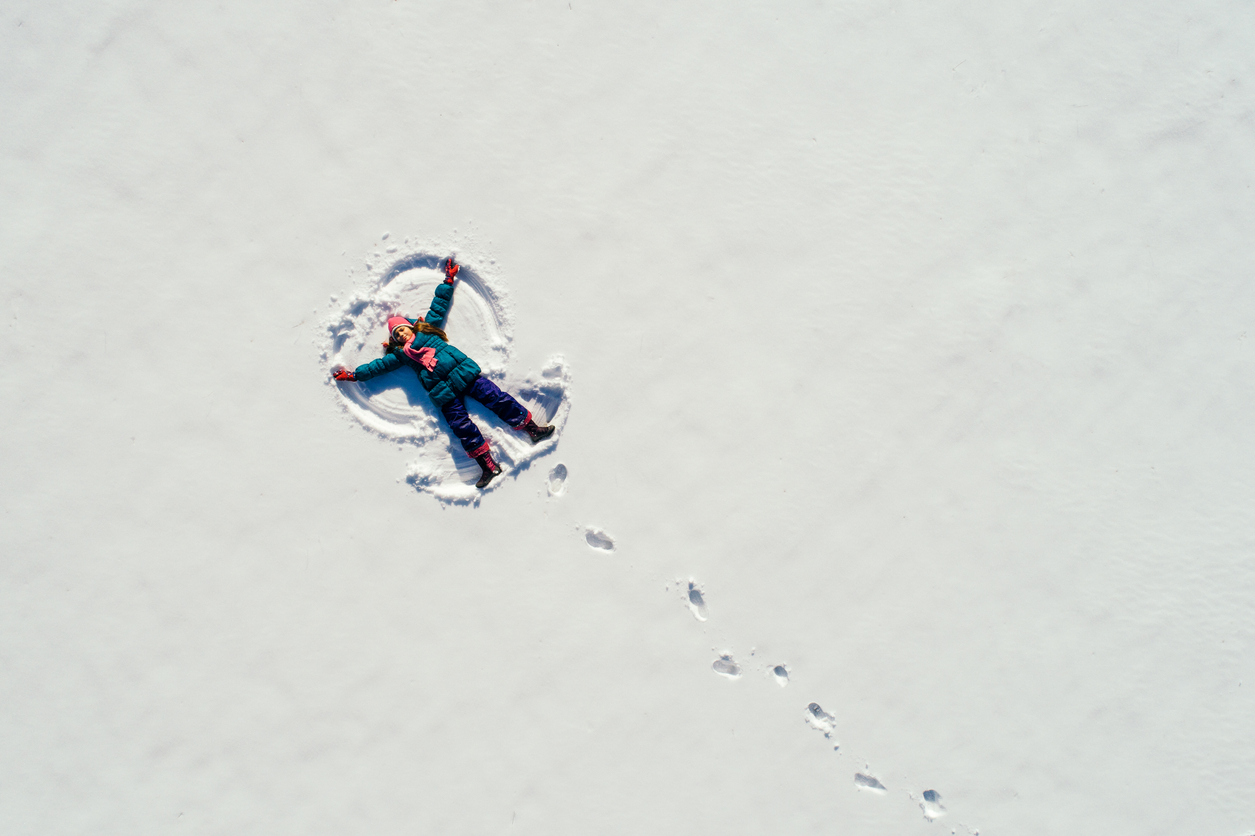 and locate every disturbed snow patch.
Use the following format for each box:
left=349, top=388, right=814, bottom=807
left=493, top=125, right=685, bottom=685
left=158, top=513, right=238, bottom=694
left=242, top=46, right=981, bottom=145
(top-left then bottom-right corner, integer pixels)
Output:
left=321, top=245, right=571, bottom=502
